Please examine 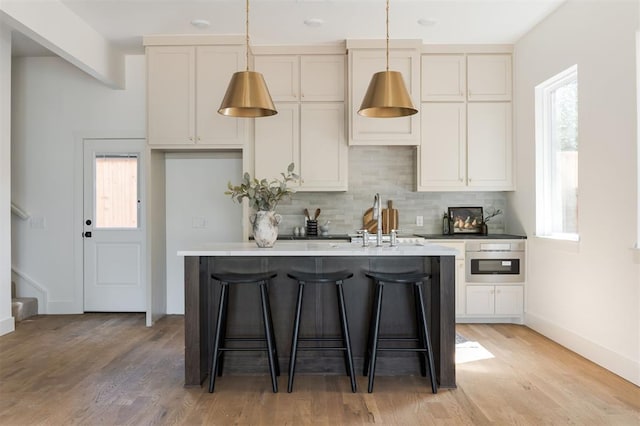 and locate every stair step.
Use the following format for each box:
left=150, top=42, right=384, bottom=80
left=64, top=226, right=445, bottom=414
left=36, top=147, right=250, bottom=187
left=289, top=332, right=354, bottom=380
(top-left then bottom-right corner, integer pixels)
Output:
left=12, top=297, right=38, bottom=322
